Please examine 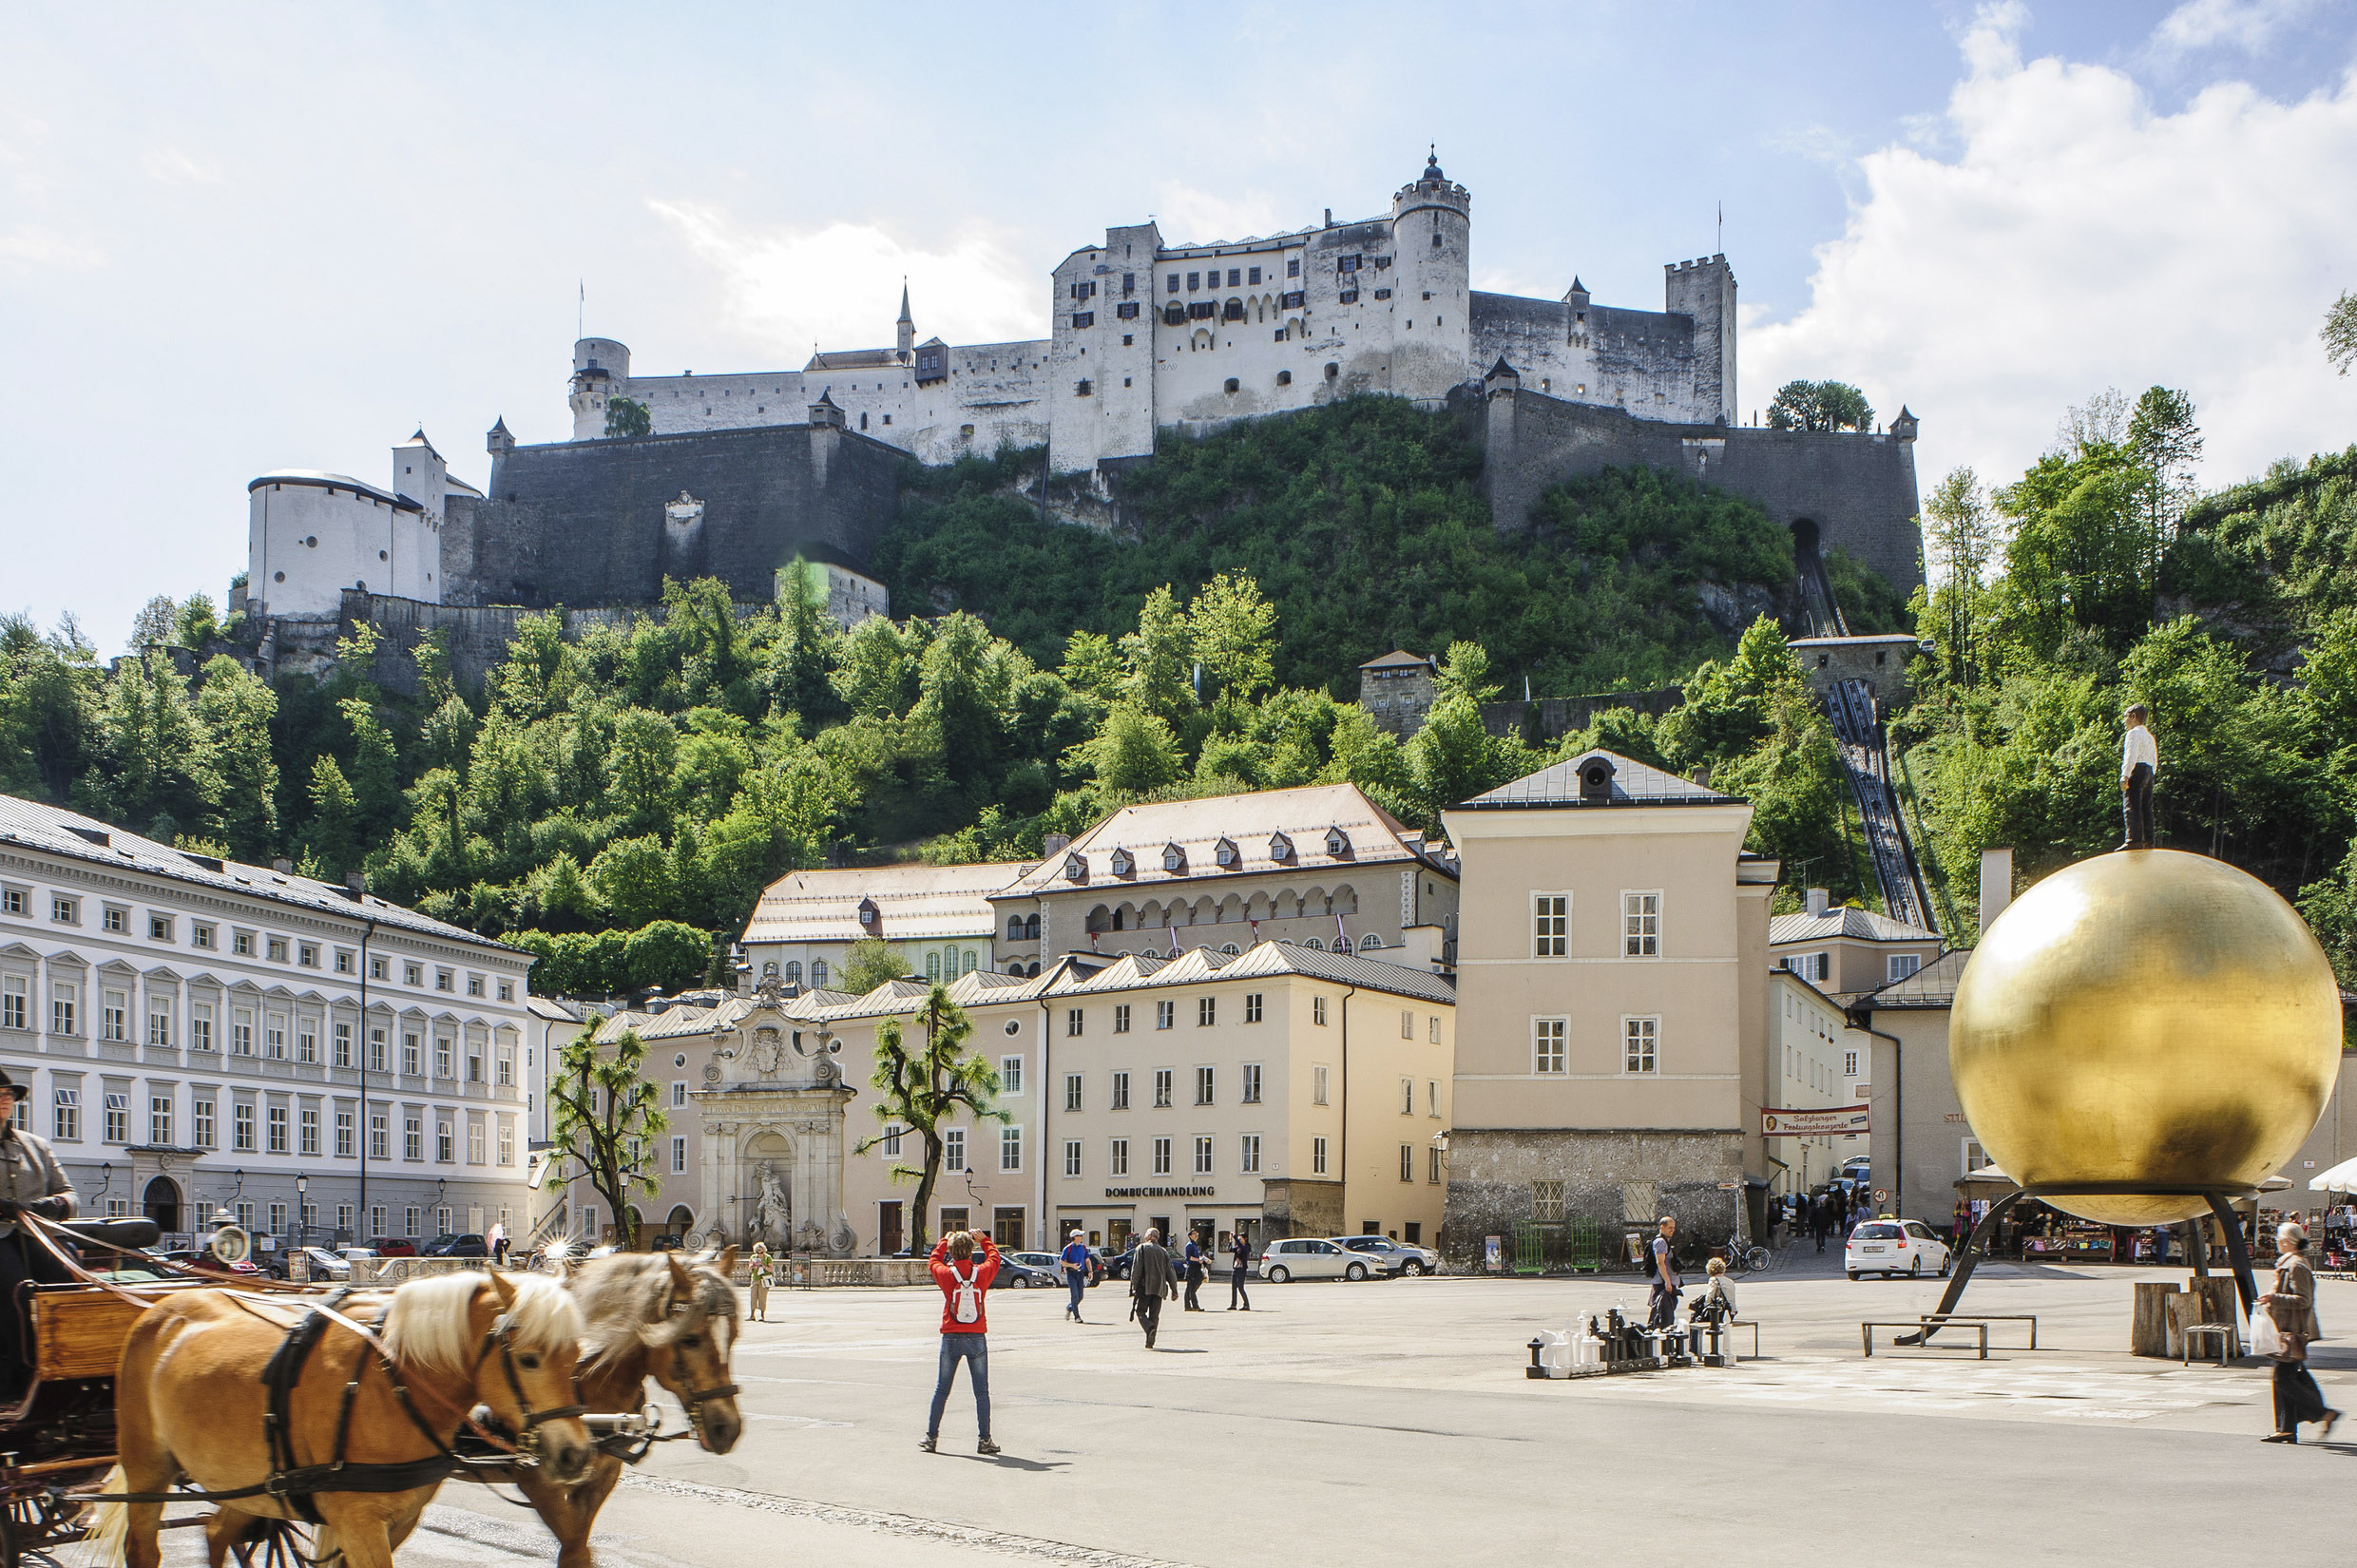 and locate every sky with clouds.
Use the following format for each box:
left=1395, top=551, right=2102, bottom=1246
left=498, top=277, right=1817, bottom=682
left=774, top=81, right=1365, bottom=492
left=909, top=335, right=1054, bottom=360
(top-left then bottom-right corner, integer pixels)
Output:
left=4, top=1, right=2355, bottom=648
